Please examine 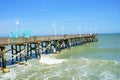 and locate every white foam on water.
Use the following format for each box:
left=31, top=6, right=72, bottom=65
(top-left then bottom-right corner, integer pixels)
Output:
left=100, top=71, right=116, bottom=80
left=40, top=54, right=66, bottom=65
left=72, top=76, right=75, bottom=80
left=27, top=72, right=37, bottom=80
left=80, top=58, right=91, bottom=65
left=113, top=60, right=120, bottom=65
left=1, top=68, right=17, bottom=80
